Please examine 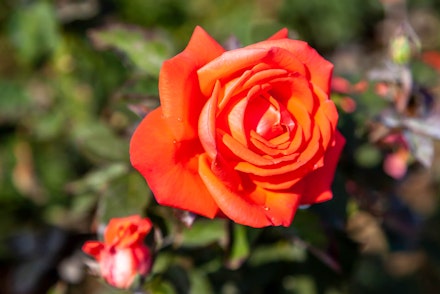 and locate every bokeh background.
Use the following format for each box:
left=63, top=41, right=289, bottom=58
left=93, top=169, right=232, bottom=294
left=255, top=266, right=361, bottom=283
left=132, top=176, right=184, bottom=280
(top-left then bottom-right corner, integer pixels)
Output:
left=1, top=0, right=440, bottom=293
